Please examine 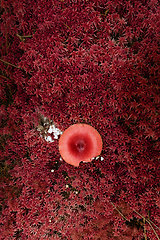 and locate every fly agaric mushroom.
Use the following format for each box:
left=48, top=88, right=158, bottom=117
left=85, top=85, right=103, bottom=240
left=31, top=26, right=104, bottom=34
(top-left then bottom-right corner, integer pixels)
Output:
left=59, top=124, right=103, bottom=166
